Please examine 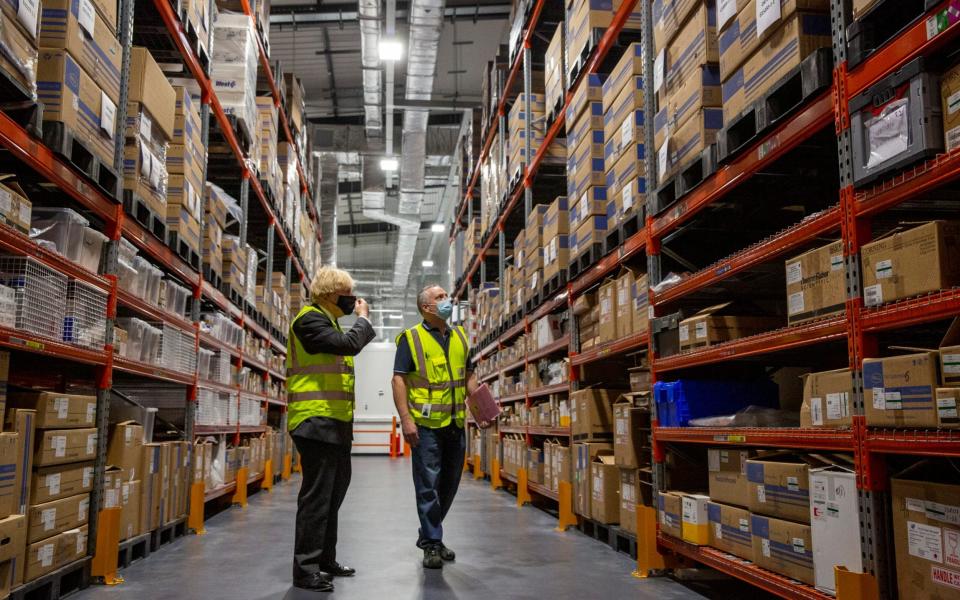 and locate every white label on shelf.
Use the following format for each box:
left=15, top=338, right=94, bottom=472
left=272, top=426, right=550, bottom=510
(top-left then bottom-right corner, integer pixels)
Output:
left=139, top=111, right=152, bottom=141
left=785, top=261, right=802, bottom=285
left=79, top=497, right=89, bottom=521
left=100, top=92, right=116, bottom=138
left=908, top=521, right=943, bottom=563
left=679, top=324, right=689, bottom=342
left=761, top=538, right=771, bottom=557
left=714, top=522, right=723, bottom=539
left=831, top=254, right=844, bottom=271
left=739, top=518, right=749, bottom=532
left=756, top=0, right=781, bottom=37
left=86, top=403, right=95, bottom=424
left=86, top=433, right=97, bottom=455
left=788, top=292, right=805, bottom=316
left=926, top=15, right=940, bottom=40
left=46, top=473, right=61, bottom=496
left=946, top=530, right=960, bottom=568
left=653, top=49, right=665, bottom=92
left=52, top=435, right=66, bottom=458
left=864, top=284, right=883, bottom=307
left=622, top=185, right=633, bottom=210
left=810, top=397, right=823, bottom=426
left=54, top=397, right=69, bottom=419
left=718, top=0, right=737, bottom=28
left=38, top=544, right=54, bottom=567
left=827, top=392, right=848, bottom=420
left=78, top=0, right=95, bottom=36
left=41, top=508, right=56, bottom=531
left=695, top=321, right=707, bottom=339
left=885, top=390, right=903, bottom=410
left=621, top=117, right=633, bottom=146
left=786, top=476, right=799, bottom=492
left=83, top=467, right=93, bottom=488
left=875, top=259, right=893, bottom=279
left=757, top=485, right=766, bottom=504
left=658, top=141, right=669, bottom=177
left=792, top=537, right=806, bottom=554
left=17, top=0, right=38, bottom=38
left=0, top=188, right=11, bottom=214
